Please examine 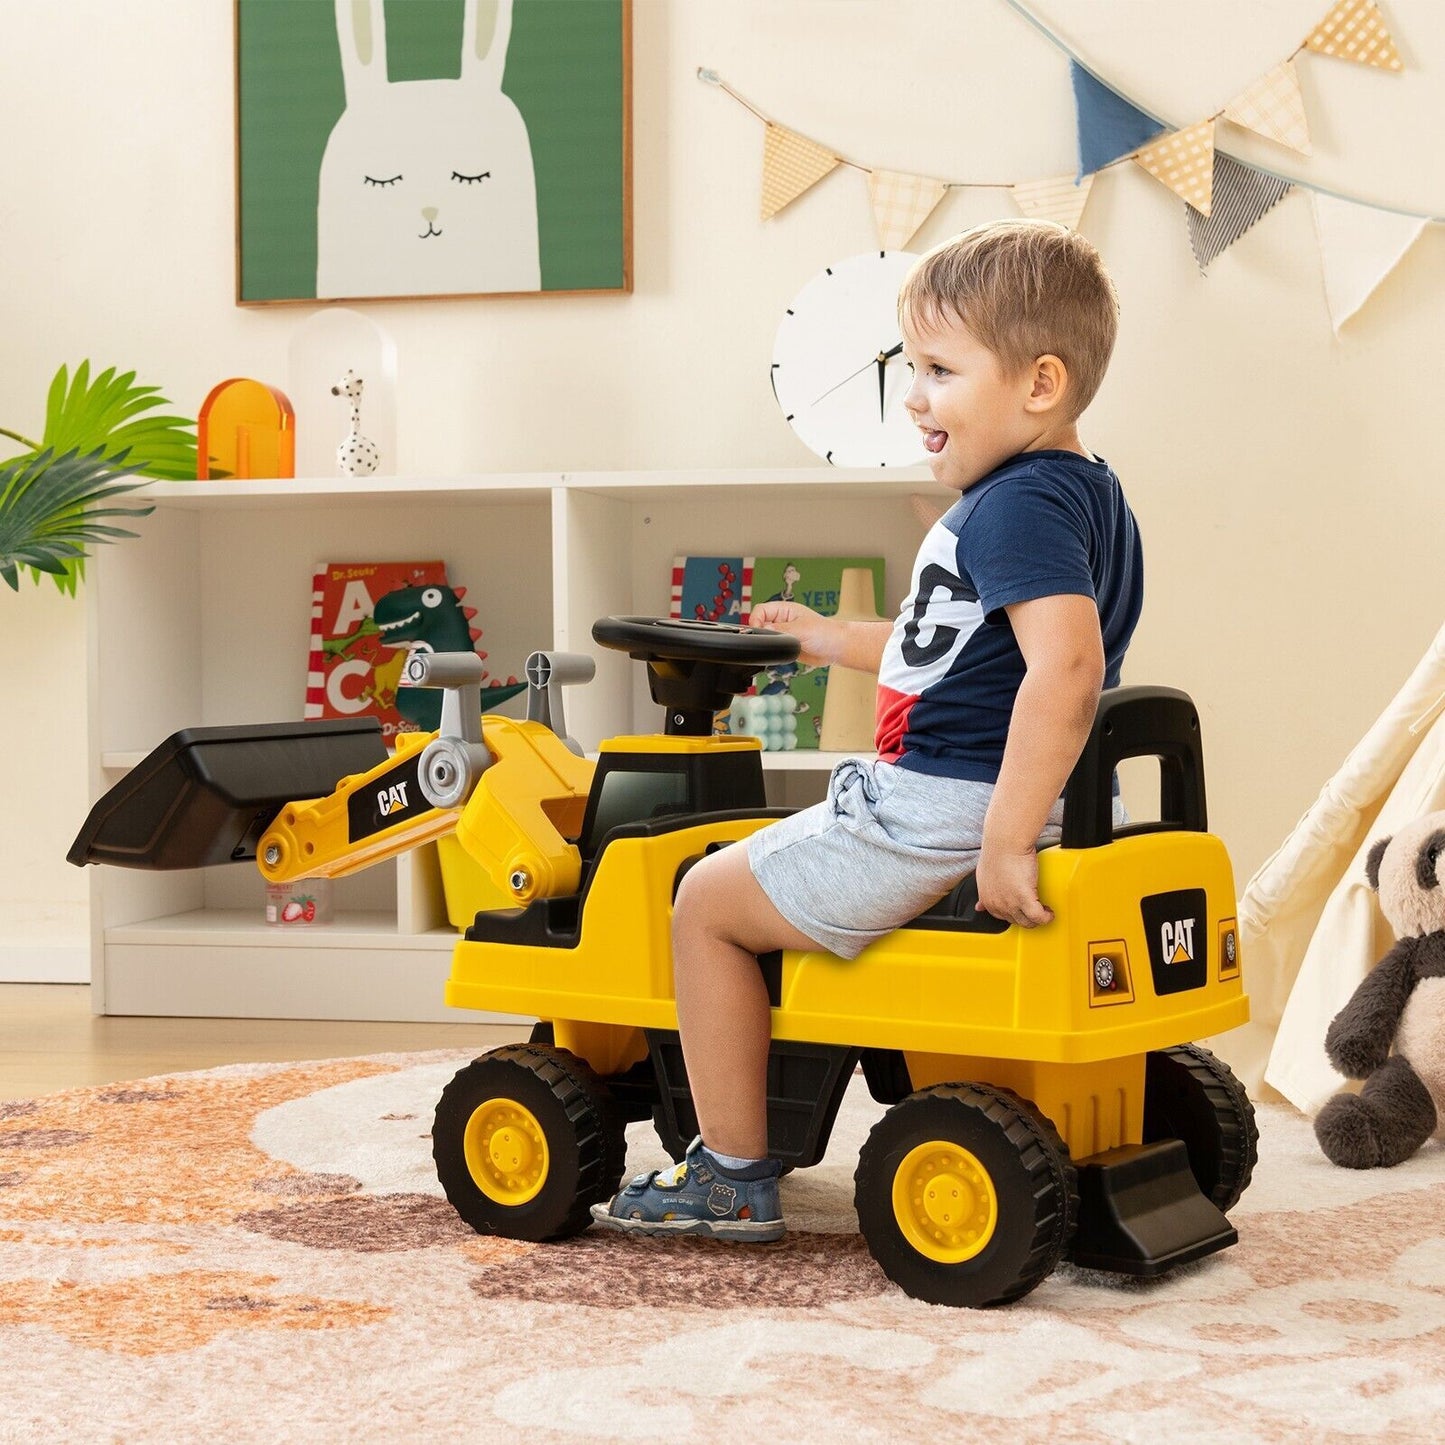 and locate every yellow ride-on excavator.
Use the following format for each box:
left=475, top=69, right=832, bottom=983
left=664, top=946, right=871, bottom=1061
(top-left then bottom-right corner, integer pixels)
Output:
left=71, top=616, right=1256, bottom=1307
